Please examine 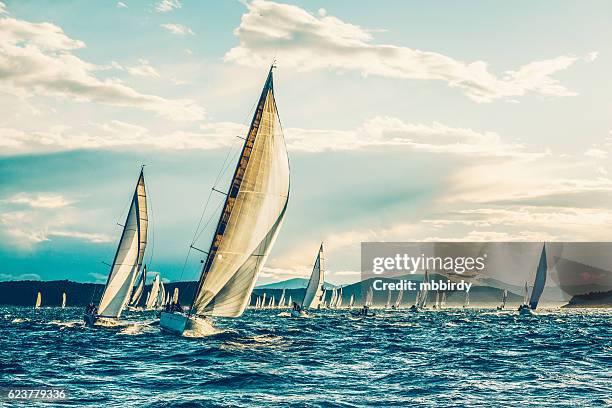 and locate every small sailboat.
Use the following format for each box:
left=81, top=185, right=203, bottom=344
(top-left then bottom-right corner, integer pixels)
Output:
left=145, top=274, right=161, bottom=310
left=35, top=292, right=41, bottom=309
left=278, top=289, right=286, bottom=308
left=329, top=288, right=338, bottom=309
left=269, top=295, right=276, bottom=308
left=61, top=292, right=66, bottom=309
left=410, top=270, right=429, bottom=311
left=392, top=288, right=403, bottom=310
left=254, top=296, right=261, bottom=309
left=172, top=287, right=179, bottom=305
left=84, top=168, right=148, bottom=326
left=292, top=243, right=325, bottom=317
left=260, top=293, right=267, bottom=309
left=351, top=285, right=375, bottom=317
left=160, top=66, right=290, bottom=335
left=463, top=290, right=470, bottom=308
left=287, top=295, right=292, bottom=308
left=384, top=289, right=391, bottom=309
left=518, top=244, right=547, bottom=315
left=128, top=264, right=147, bottom=309
left=348, top=293, right=355, bottom=309
left=336, top=287, right=343, bottom=308
left=497, top=289, right=508, bottom=310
